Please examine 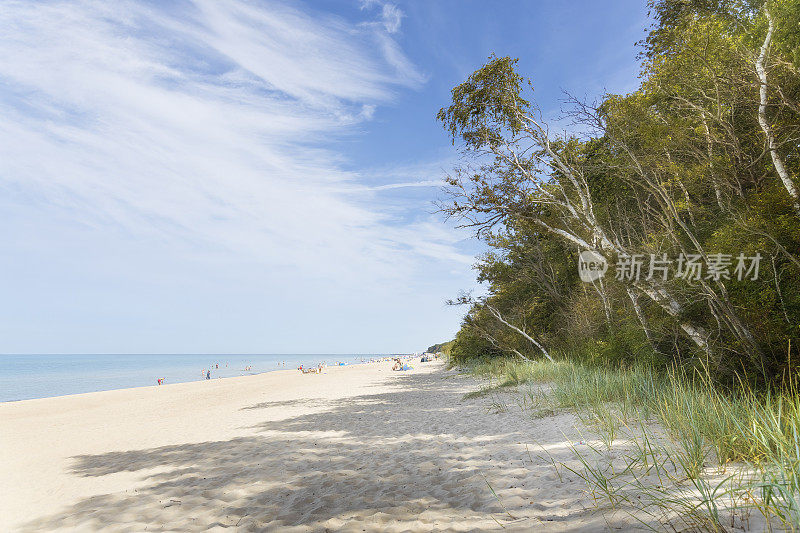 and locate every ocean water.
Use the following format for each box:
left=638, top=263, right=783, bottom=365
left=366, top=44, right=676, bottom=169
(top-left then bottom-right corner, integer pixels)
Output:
left=0, top=354, right=381, bottom=403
